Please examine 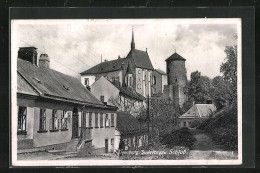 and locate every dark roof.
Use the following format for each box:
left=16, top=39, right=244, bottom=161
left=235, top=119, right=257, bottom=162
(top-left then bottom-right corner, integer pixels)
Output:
left=116, top=111, right=147, bottom=134
left=165, top=52, right=186, bottom=62
left=80, top=58, right=126, bottom=75
left=17, top=73, right=38, bottom=96
left=155, top=69, right=167, bottom=75
left=113, top=84, right=146, bottom=101
left=18, top=59, right=107, bottom=107
left=126, top=49, right=154, bottom=70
